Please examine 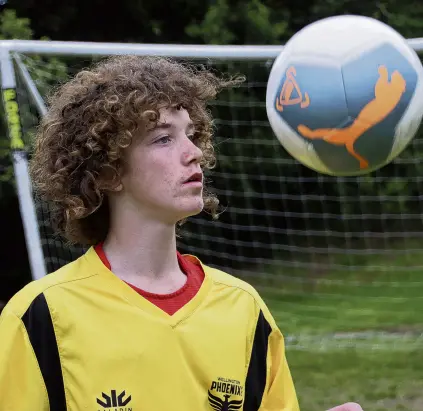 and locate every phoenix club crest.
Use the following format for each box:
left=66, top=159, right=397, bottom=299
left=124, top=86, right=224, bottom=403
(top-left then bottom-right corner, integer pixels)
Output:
left=208, top=390, right=243, bottom=411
